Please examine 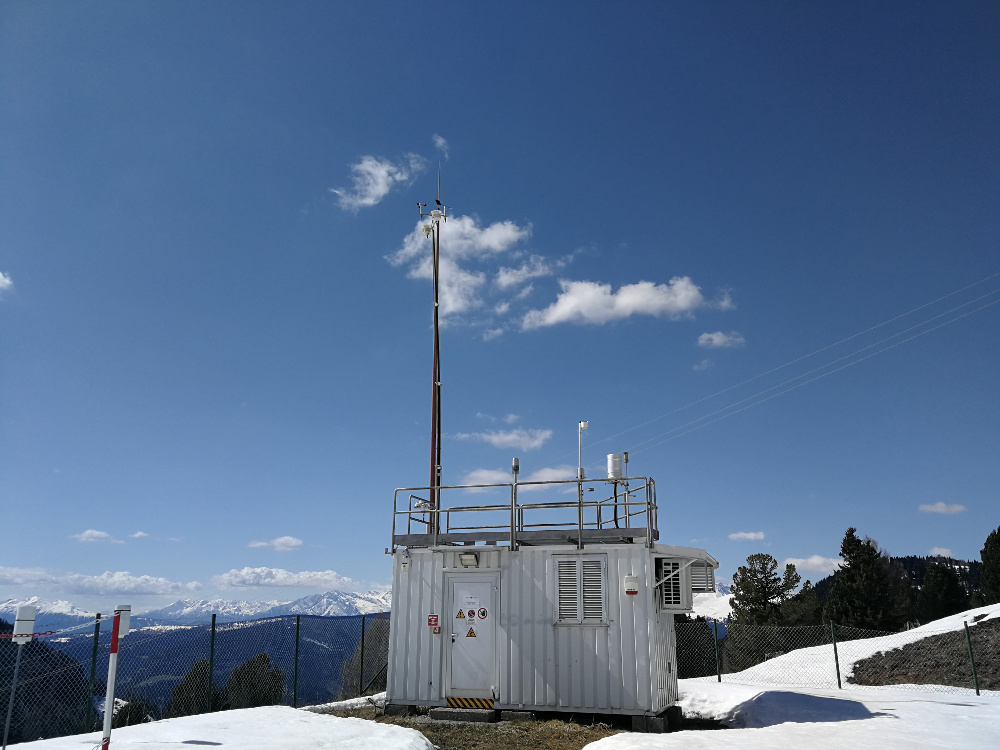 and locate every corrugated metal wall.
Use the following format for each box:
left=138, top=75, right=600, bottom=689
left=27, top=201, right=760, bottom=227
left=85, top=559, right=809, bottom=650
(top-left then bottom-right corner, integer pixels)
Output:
left=387, top=544, right=679, bottom=713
